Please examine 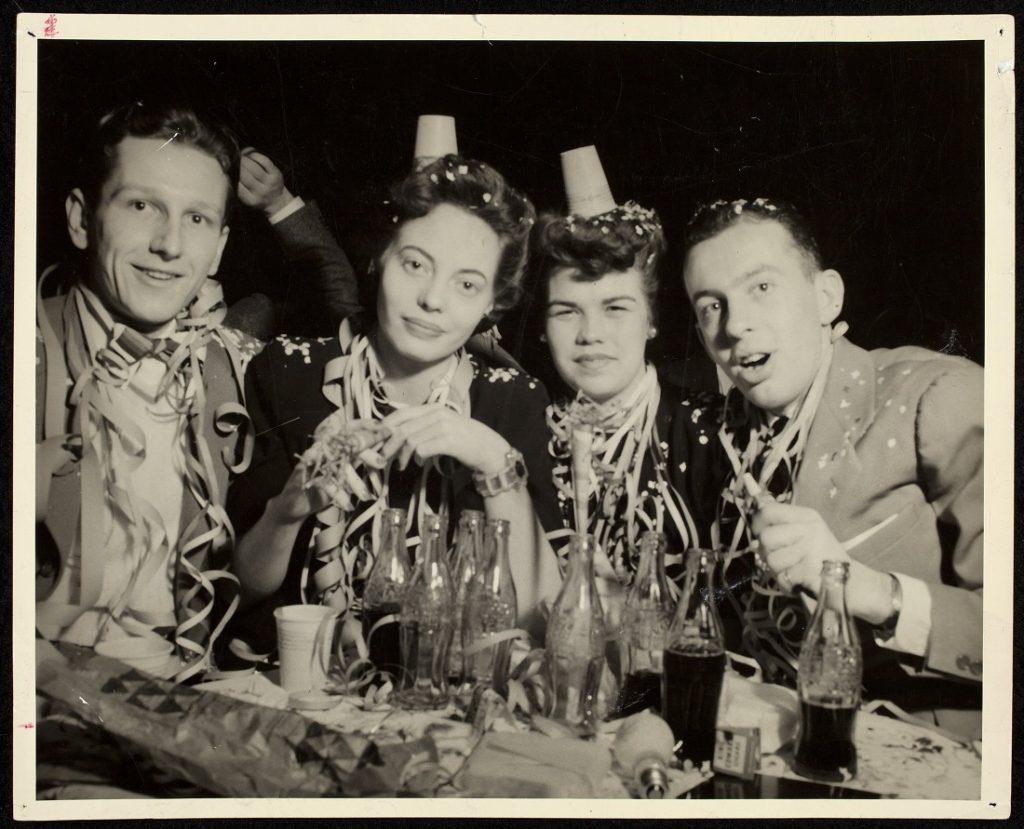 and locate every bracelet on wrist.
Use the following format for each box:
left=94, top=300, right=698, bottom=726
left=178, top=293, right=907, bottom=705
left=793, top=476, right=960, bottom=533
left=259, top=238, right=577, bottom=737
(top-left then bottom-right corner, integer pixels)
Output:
left=473, top=448, right=528, bottom=498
